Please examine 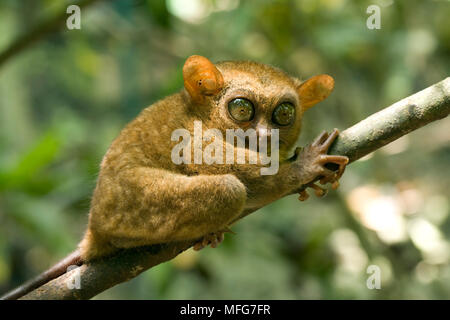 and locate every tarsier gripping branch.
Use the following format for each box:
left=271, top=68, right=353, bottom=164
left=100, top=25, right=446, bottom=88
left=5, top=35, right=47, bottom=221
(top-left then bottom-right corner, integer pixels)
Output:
left=2, top=55, right=349, bottom=299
